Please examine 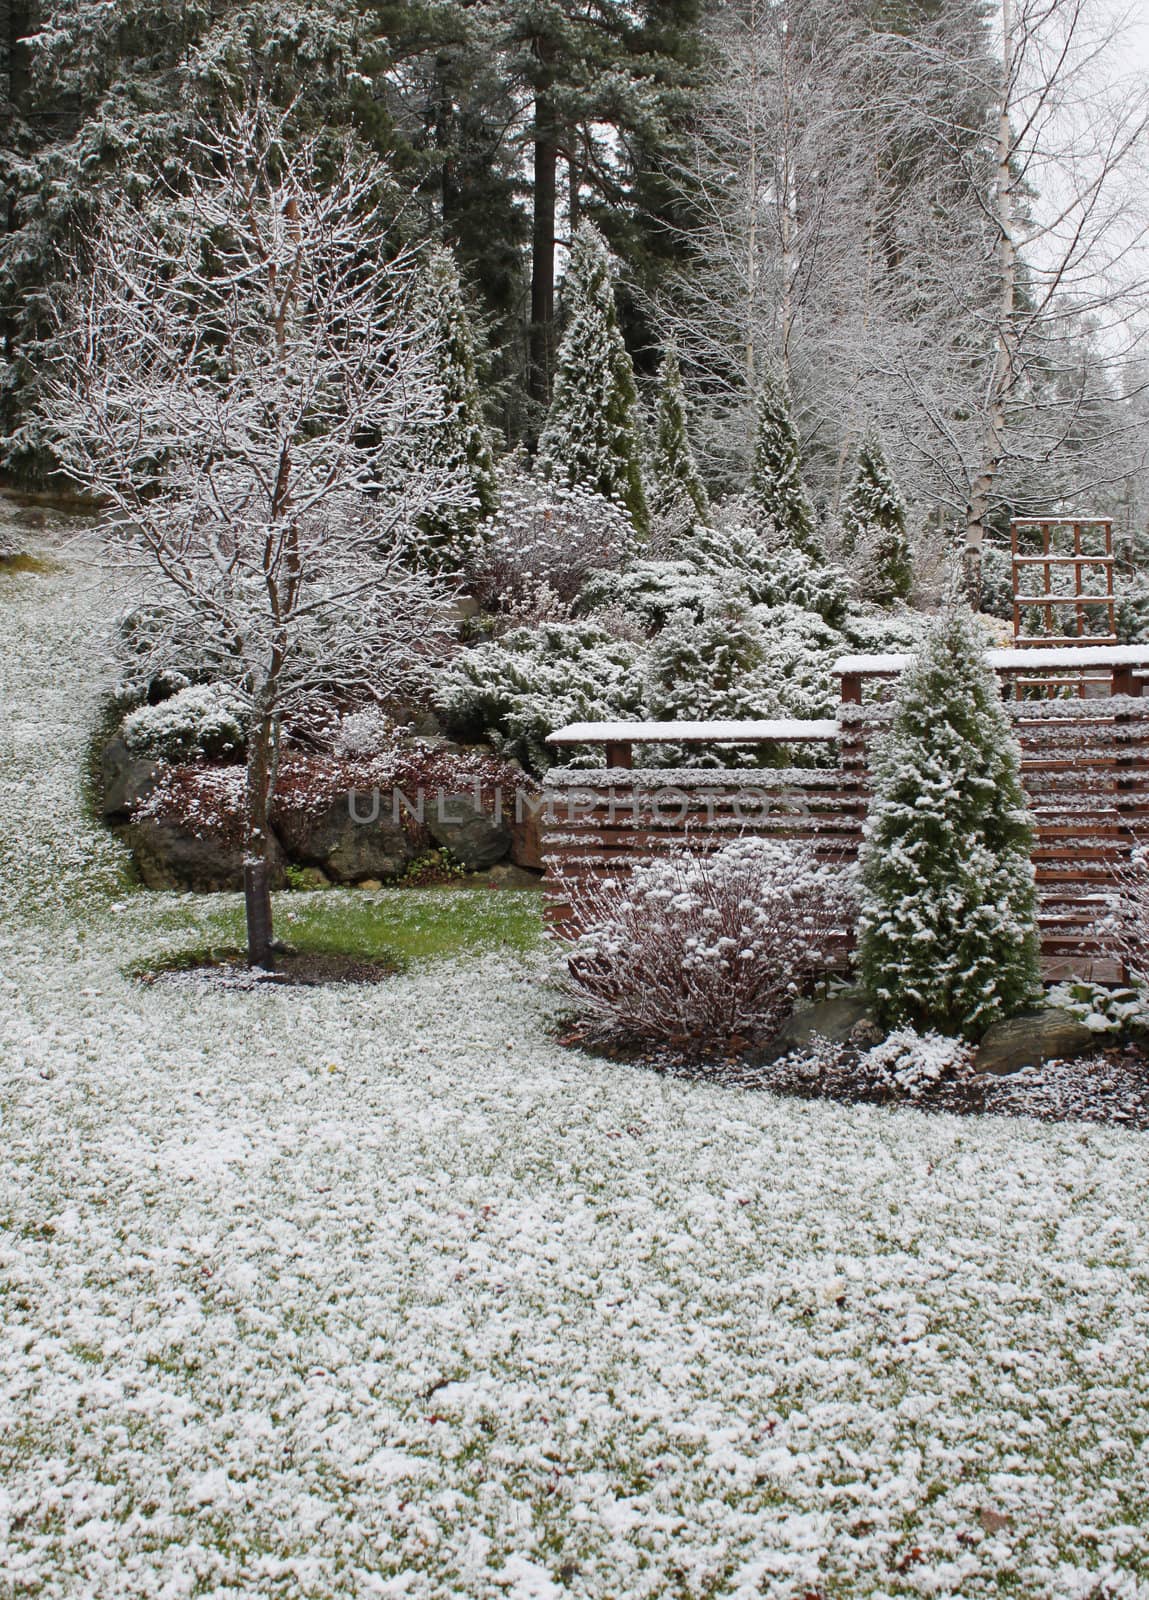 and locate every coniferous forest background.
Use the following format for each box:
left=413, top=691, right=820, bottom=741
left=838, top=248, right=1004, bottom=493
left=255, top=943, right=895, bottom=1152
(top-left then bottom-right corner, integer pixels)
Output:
left=2, top=0, right=1148, bottom=562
